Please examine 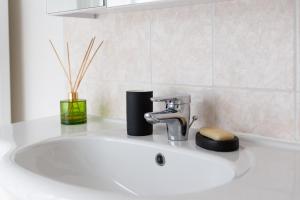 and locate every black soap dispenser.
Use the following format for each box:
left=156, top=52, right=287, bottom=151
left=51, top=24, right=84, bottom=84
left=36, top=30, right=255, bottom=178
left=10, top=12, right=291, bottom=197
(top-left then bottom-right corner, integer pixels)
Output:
left=126, top=91, right=153, bottom=136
